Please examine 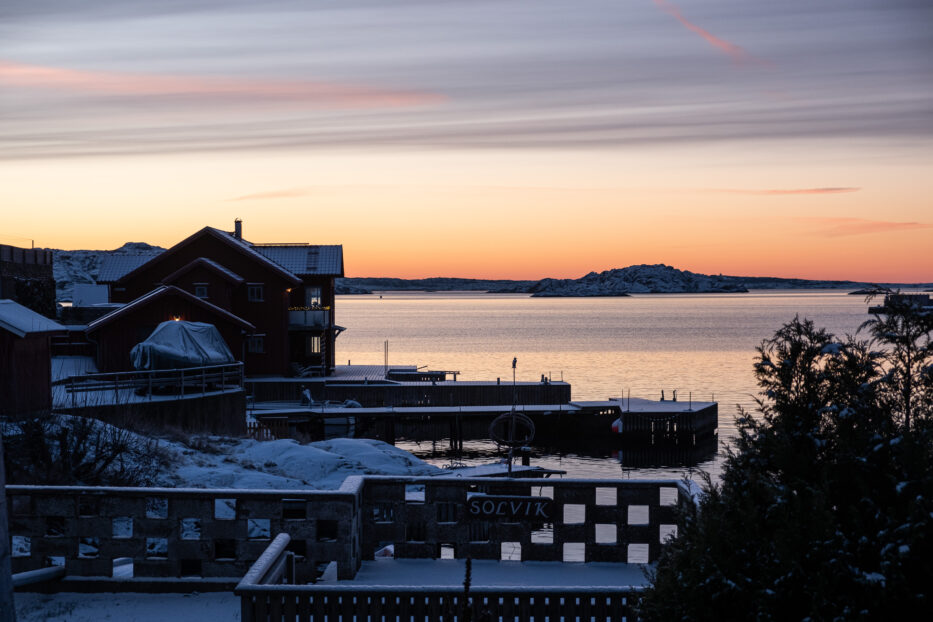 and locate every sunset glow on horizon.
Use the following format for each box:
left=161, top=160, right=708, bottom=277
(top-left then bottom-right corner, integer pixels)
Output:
left=2, top=1, right=931, bottom=282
